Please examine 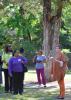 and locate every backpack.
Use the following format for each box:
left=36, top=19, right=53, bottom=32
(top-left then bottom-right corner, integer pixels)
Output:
left=33, top=56, right=37, bottom=64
